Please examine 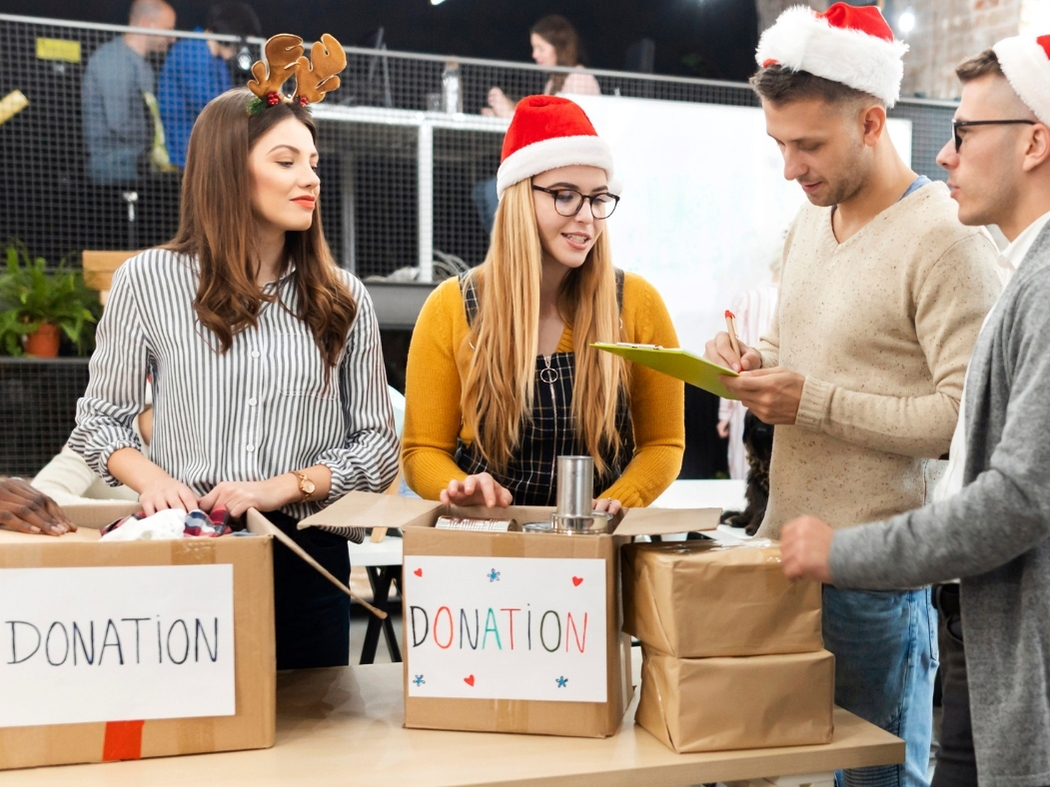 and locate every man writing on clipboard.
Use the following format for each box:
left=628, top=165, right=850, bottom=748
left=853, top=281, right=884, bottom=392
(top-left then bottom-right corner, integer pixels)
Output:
left=704, top=5, right=1000, bottom=787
